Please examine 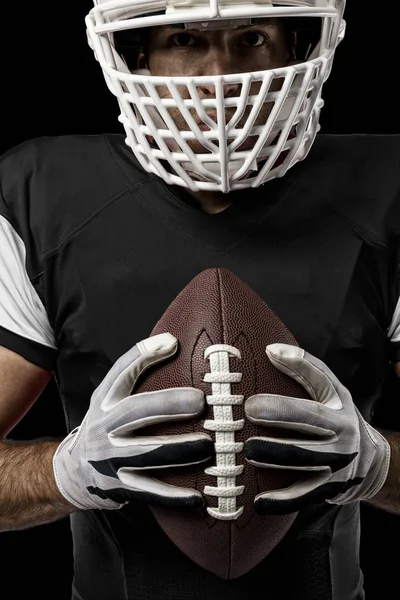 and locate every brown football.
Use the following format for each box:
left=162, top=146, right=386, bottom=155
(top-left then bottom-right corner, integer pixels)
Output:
left=134, top=268, right=312, bottom=579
